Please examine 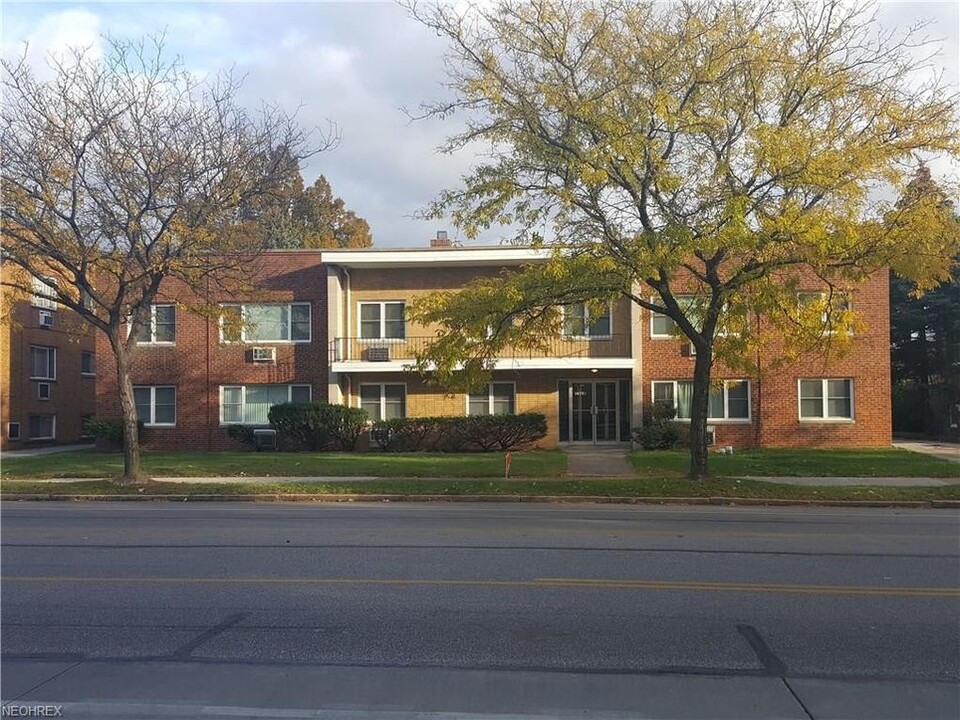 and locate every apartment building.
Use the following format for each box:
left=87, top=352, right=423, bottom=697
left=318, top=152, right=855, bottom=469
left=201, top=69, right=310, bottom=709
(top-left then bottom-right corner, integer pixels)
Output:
left=1, top=268, right=97, bottom=450
left=93, top=243, right=891, bottom=450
